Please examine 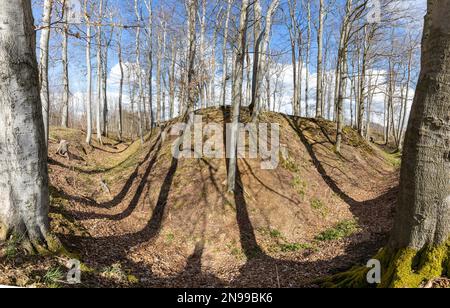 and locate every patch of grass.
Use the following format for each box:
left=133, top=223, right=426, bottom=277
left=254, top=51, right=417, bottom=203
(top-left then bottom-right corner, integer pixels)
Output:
left=292, top=175, right=307, bottom=199
left=310, top=198, right=328, bottom=217
left=279, top=242, right=313, bottom=253
left=101, top=263, right=127, bottom=282
left=43, top=267, right=64, bottom=288
left=166, top=233, right=175, bottom=243
left=259, top=227, right=282, bottom=239
left=4, top=234, right=23, bottom=260
left=315, top=219, right=359, bottom=242
left=280, top=155, right=300, bottom=173
left=382, top=151, right=402, bottom=168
